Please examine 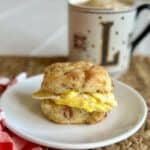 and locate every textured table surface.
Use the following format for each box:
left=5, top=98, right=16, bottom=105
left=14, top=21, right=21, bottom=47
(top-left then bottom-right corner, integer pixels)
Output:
left=0, top=55, right=149, bottom=150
